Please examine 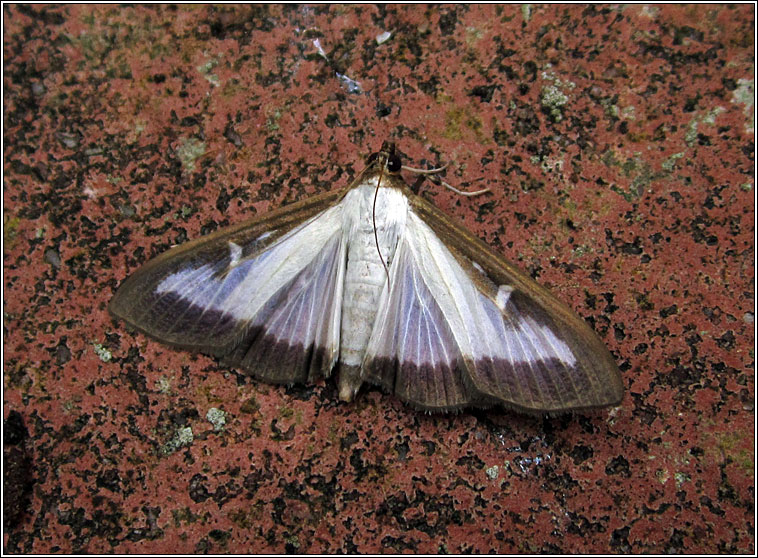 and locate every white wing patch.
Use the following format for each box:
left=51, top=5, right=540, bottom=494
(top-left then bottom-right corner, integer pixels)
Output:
left=227, top=241, right=242, bottom=267
left=155, top=204, right=344, bottom=329
left=362, top=210, right=584, bottom=410
left=403, top=211, right=576, bottom=367
left=495, top=284, right=513, bottom=311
